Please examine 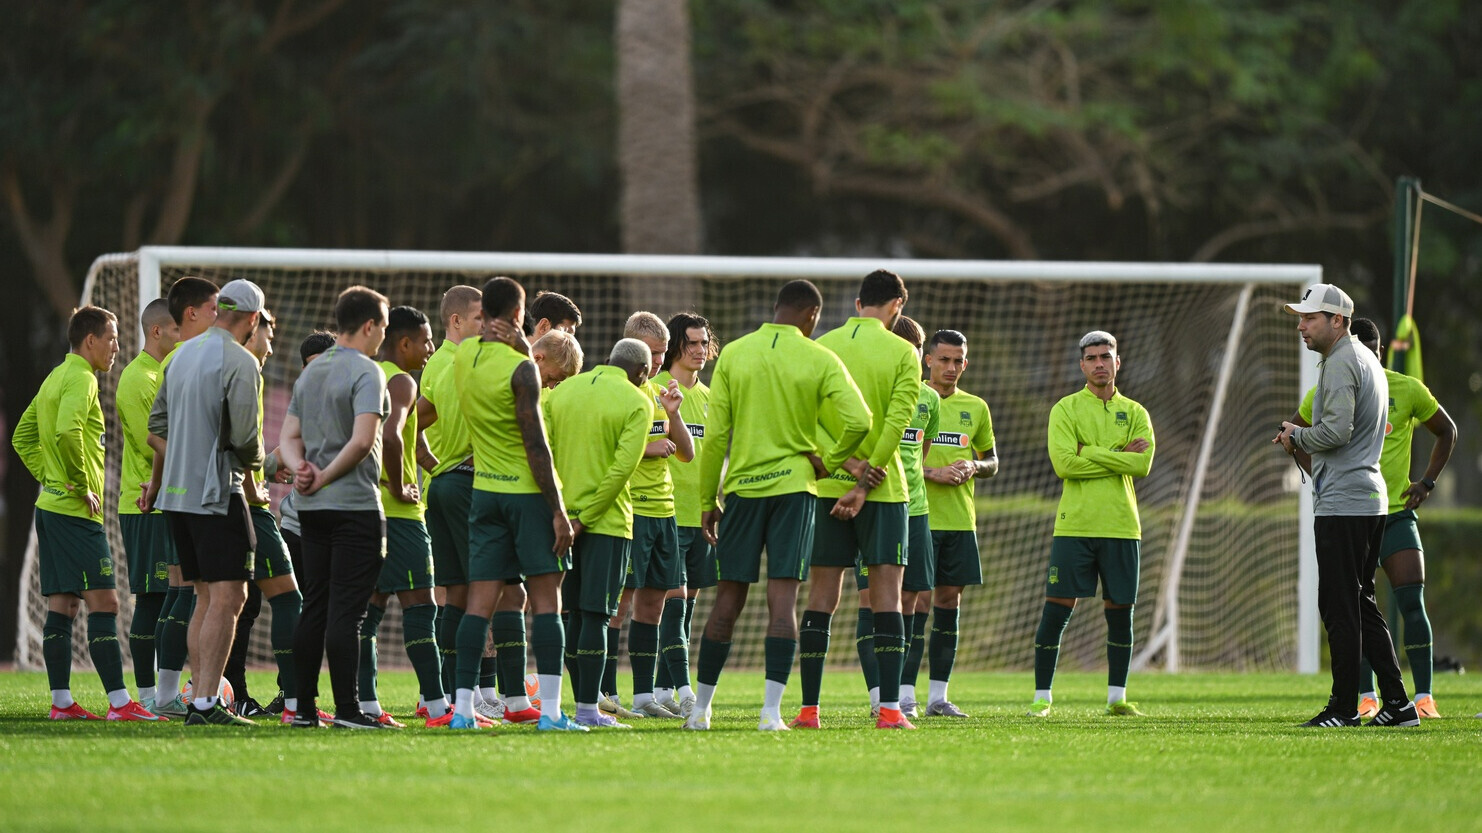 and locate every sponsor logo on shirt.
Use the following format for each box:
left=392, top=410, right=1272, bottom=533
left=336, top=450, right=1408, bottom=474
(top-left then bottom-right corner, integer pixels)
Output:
left=42, top=486, right=66, bottom=497
left=737, top=468, right=792, bottom=485
left=685, top=422, right=705, bottom=439
left=1385, top=422, right=1393, bottom=435
left=649, top=419, right=667, bottom=437
left=902, top=427, right=923, bottom=443
left=476, top=471, right=520, bottom=483
left=933, top=432, right=970, bottom=448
